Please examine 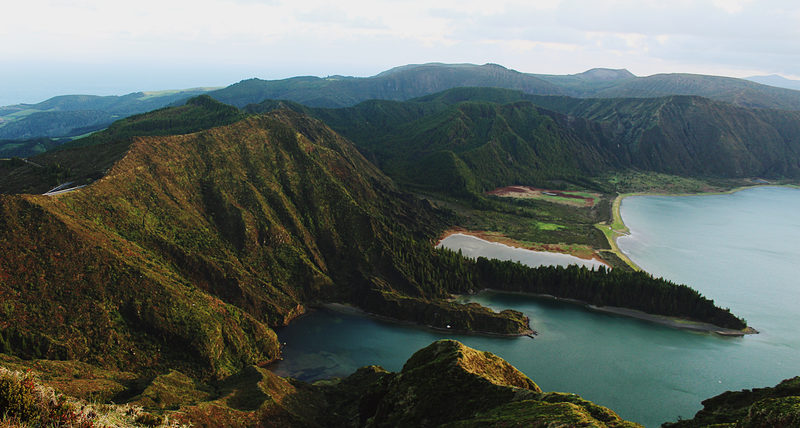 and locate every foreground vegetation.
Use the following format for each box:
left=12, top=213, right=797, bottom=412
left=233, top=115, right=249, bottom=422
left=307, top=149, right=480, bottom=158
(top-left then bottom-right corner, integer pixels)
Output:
left=1, top=341, right=641, bottom=427
left=0, top=365, right=180, bottom=427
